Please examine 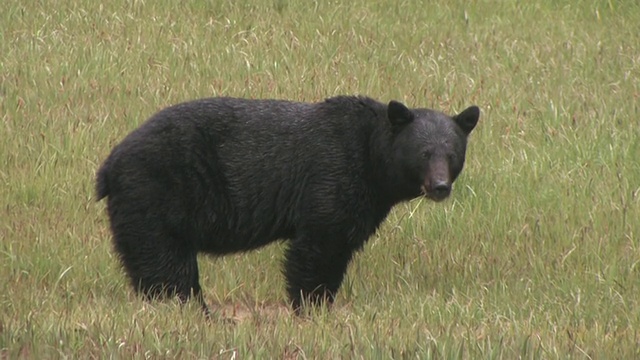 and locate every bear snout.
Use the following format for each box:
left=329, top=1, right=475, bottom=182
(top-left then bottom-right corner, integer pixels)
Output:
left=421, top=180, right=451, bottom=202
left=431, top=181, right=451, bottom=200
